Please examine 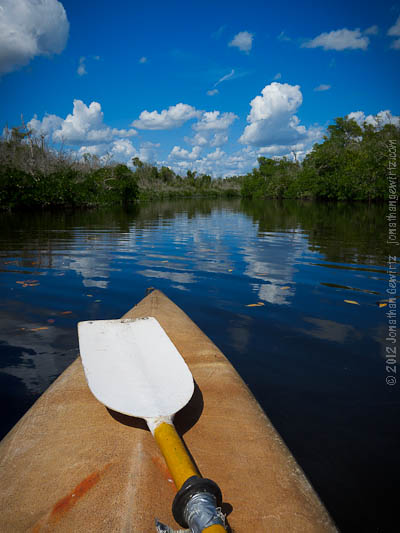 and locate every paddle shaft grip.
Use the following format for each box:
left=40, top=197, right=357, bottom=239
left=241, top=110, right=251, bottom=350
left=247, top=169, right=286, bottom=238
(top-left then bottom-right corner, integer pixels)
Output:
left=153, top=423, right=226, bottom=532
left=153, top=422, right=200, bottom=490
